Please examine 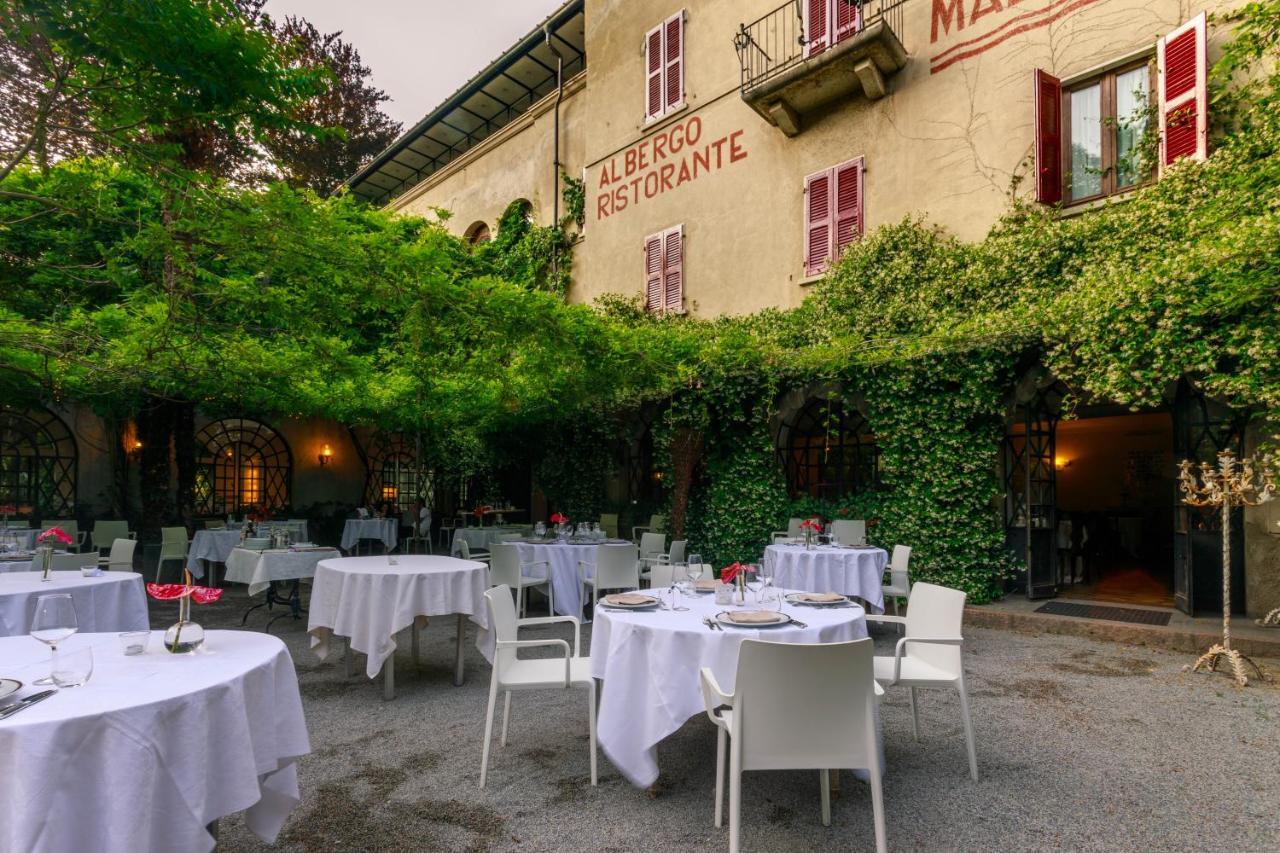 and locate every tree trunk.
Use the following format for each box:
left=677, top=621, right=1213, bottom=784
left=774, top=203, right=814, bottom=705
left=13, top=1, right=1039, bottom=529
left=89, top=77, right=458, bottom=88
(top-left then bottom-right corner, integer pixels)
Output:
left=136, top=397, right=176, bottom=540
left=173, top=400, right=196, bottom=524
left=668, top=427, right=704, bottom=540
